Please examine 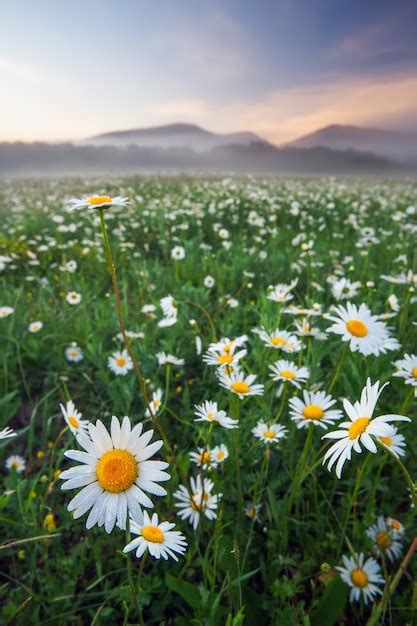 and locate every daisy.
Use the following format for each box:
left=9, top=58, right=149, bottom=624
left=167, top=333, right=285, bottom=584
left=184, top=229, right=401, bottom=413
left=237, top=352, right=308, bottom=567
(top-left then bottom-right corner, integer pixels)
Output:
left=145, top=389, right=163, bottom=417
left=326, top=303, right=391, bottom=356
left=393, top=354, right=417, bottom=387
left=252, top=327, right=302, bottom=353
left=6, top=455, right=26, bottom=473
left=28, top=321, right=43, bottom=333
left=218, top=368, right=264, bottom=399
left=60, top=415, right=170, bottom=533
left=211, top=444, right=228, bottom=466
left=65, top=343, right=84, bottom=363
left=173, top=475, right=220, bottom=530
left=0, top=427, right=16, bottom=440
left=208, top=335, right=248, bottom=354
left=66, top=291, right=82, bottom=305
left=386, top=517, right=405, bottom=536
left=203, top=345, right=247, bottom=368
left=158, top=295, right=178, bottom=327
left=366, top=516, right=403, bottom=562
left=377, top=427, right=406, bottom=458
left=269, top=359, right=309, bottom=389
left=203, top=275, right=215, bottom=288
left=60, top=400, right=89, bottom=437
left=244, top=502, right=262, bottom=521
left=171, top=246, right=185, bottom=260
left=194, top=401, right=238, bottom=429
left=336, top=553, right=384, bottom=604
left=0, top=306, right=14, bottom=318
left=68, top=195, right=130, bottom=211
left=156, top=352, right=184, bottom=366
left=322, top=379, right=411, bottom=478
left=108, top=349, right=133, bottom=376
left=252, top=420, right=288, bottom=444
left=289, top=390, right=342, bottom=430
left=331, top=278, right=361, bottom=300
left=123, top=511, right=187, bottom=561
left=267, top=279, right=298, bottom=303
left=190, top=447, right=213, bottom=468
